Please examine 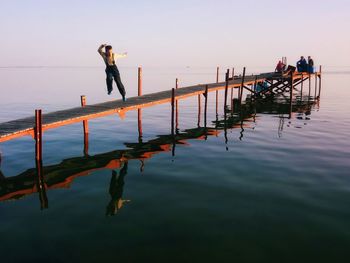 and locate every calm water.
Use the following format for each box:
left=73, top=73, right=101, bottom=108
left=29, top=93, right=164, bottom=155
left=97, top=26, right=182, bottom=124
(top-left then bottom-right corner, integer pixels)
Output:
left=0, top=68, right=350, bottom=262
